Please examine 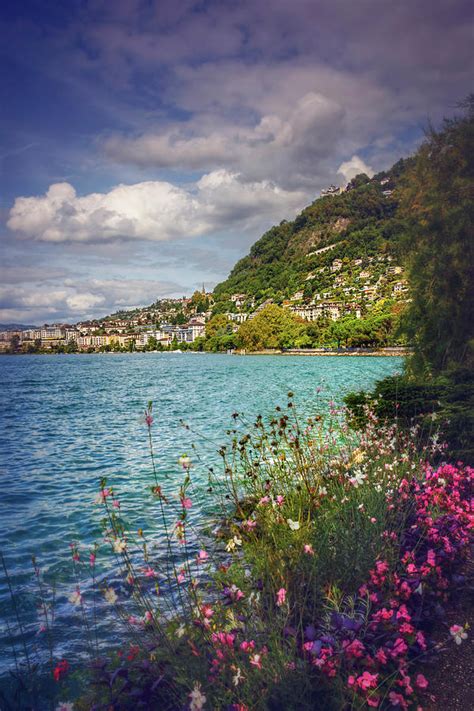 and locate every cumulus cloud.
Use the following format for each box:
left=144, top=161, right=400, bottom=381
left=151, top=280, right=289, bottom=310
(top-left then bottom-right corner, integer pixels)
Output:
left=7, top=172, right=308, bottom=243
left=104, top=91, right=347, bottom=189
left=337, top=155, right=374, bottom=183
